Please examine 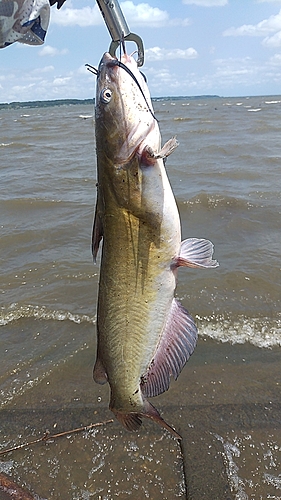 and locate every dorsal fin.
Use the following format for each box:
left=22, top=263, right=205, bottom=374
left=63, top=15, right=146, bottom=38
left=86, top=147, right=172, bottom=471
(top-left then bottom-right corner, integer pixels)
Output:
left=140, top=298, right=197, bottom=398
left=92, top=194, right=103, bottom=263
